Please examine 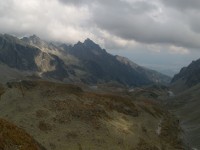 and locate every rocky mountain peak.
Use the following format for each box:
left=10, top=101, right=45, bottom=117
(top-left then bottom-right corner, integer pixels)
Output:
left=22, top=34, right=43, bottom=46
left=83, top=38, right=101, bottom=50
left=22, top=35, right=57, bottom=53
left=29, top=34, right=41, bottom=41
left=84, top=38, right=95, bottom=45
left=76, top=41, right=83, bottom=45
